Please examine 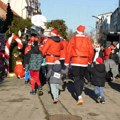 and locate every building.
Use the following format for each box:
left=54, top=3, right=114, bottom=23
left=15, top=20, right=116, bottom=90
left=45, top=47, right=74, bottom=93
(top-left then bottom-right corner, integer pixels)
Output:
left=94, top=12, right=112, bottom=40
left=0, top=1, right=7, bottom=19
left=110, top=3, right=120, bottom=32
left=0, top=0, right=41, bottom=19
